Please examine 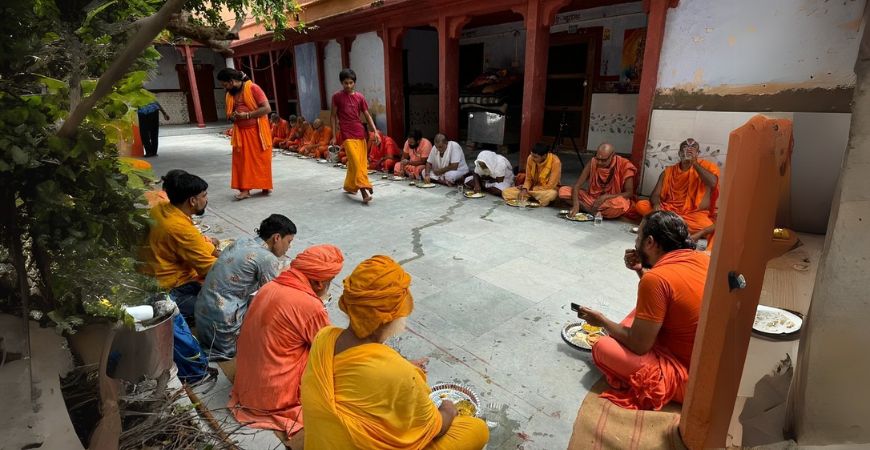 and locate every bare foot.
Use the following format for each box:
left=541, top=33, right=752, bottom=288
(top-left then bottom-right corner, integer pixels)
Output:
left=362, top=192, right=372, bottom=205
left=234, top=191, right=251, bottom=200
